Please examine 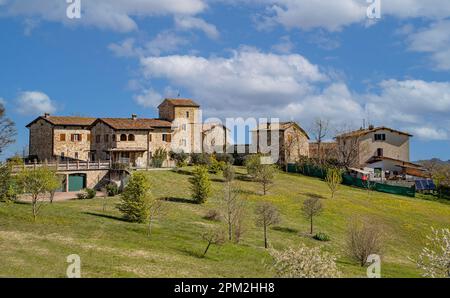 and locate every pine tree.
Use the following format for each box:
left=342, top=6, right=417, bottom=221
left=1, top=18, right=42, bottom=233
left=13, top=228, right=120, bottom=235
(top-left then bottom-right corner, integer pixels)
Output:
left=117, top=172, right=151, bottom=223
left=190, top=166, right=211, bottom=204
